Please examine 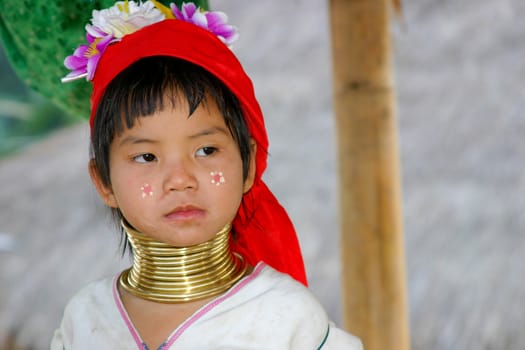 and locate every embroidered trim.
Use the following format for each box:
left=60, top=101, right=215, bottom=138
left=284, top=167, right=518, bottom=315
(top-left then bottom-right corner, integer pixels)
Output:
left=317, top=324, right=330, bottom=349
left=142, top=342, right=167, bottom=350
